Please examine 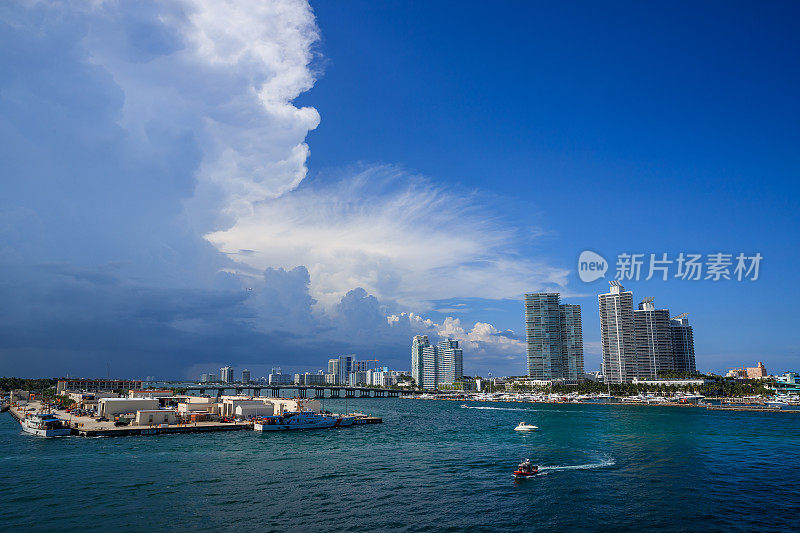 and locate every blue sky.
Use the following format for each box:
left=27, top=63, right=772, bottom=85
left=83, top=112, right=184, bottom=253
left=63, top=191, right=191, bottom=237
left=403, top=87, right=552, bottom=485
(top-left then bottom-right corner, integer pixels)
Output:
left=1, top=1, right=798, bottom=379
